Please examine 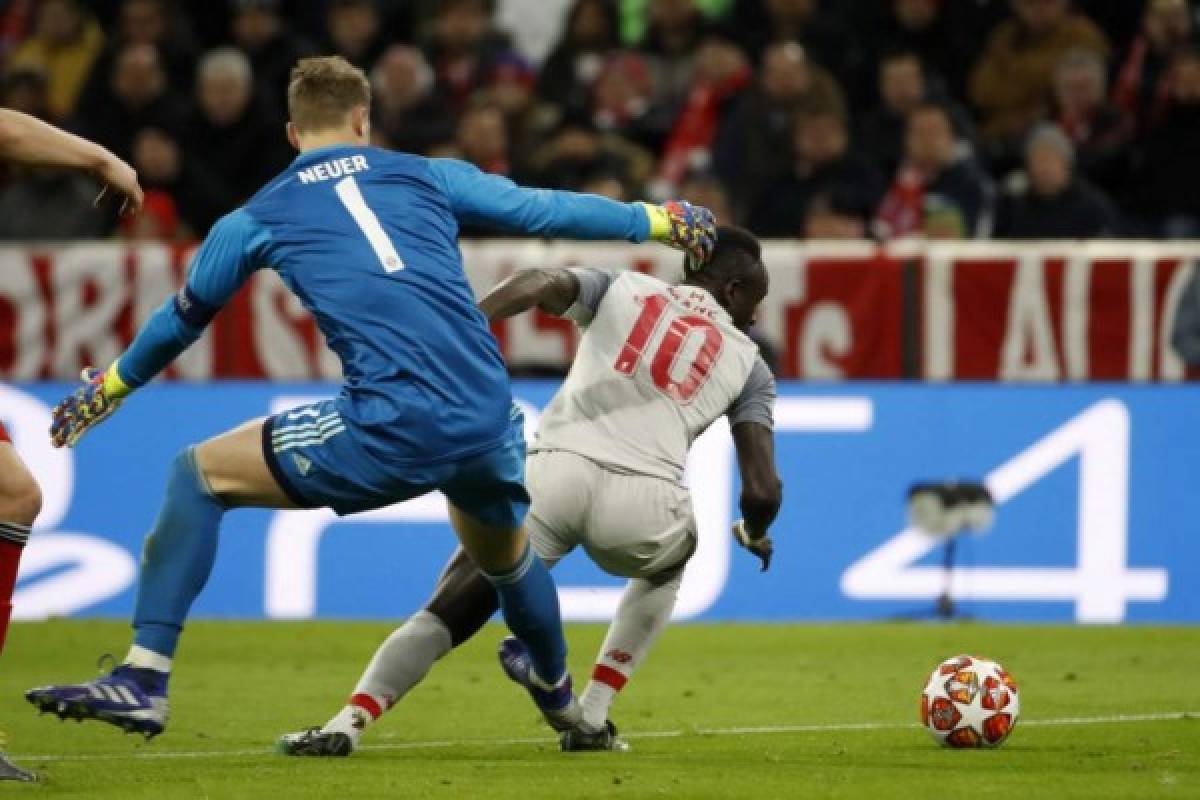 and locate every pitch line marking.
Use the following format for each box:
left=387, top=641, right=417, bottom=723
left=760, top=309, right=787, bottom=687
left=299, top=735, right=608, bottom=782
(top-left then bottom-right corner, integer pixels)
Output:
left=12, top=711, right=1196, bottom=763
